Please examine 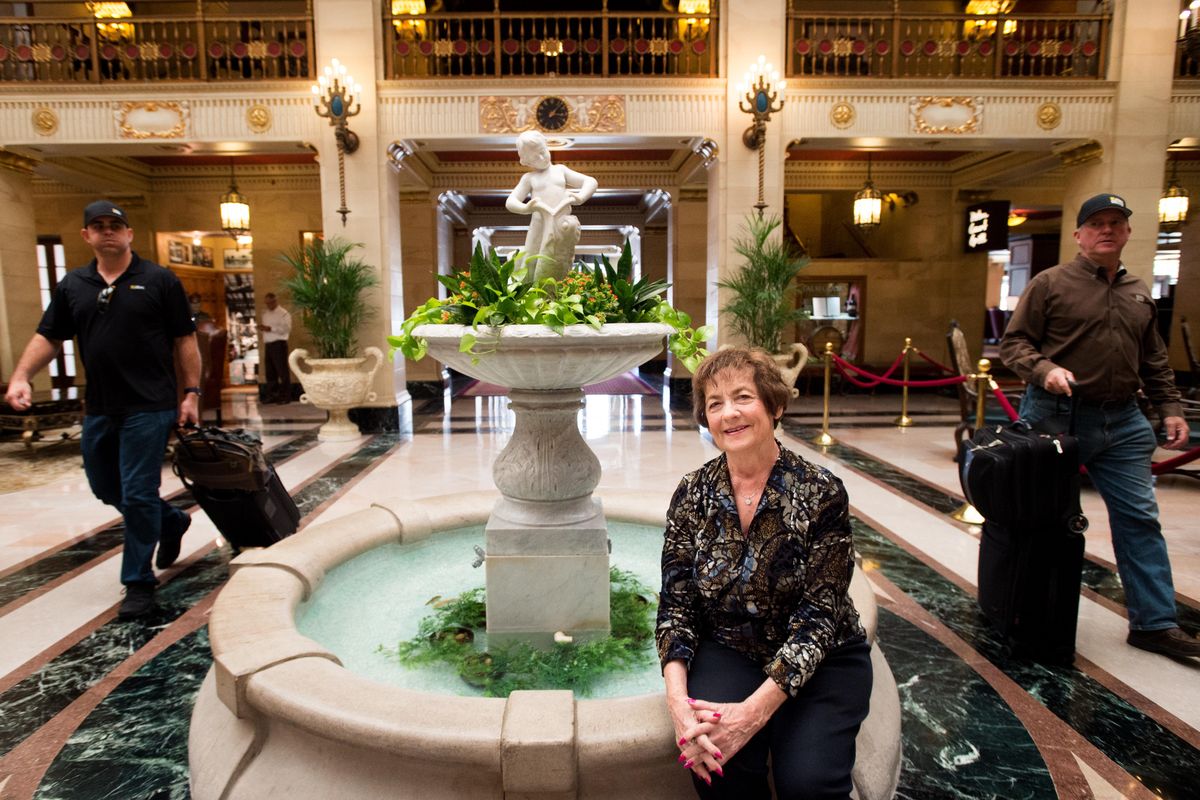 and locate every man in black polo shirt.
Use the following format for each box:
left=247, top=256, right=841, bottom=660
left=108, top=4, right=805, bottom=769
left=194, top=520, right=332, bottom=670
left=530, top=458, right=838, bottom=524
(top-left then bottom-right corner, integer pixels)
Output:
left=1002, top=193, right=1197, bottom=660
left=4, top=200, right=201, bottom=620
